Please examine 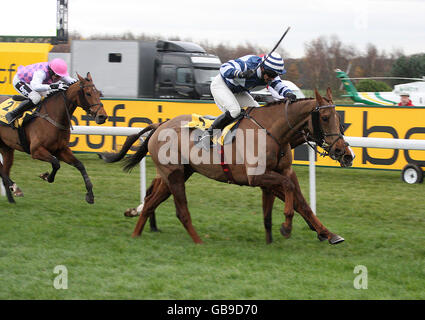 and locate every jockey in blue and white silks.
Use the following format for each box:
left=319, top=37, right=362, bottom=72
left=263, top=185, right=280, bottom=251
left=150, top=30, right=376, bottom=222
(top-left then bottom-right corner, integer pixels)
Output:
left=219, top=54, right=292, bottom=98
left=205, top=52, right=297, bottom=143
